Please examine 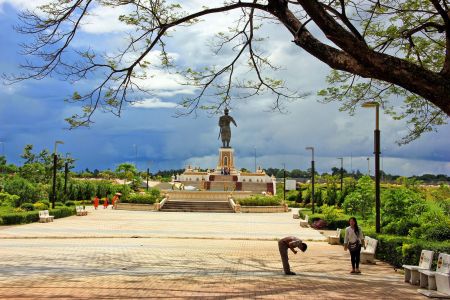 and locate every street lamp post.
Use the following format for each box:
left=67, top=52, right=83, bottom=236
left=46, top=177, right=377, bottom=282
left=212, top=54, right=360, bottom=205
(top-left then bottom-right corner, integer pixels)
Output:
left=64, top=153, right=70, bottom=195
left=305, top=147, right=315, bottom=214
left=362, top=101, right=381, bottom=233
left=283, top=163, right=286, bottom=202
left=337, top=157, right=343, bottom=193
left=52, top=140, right=64, bottom=209
left=367, top=157, right=370, bottom=175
